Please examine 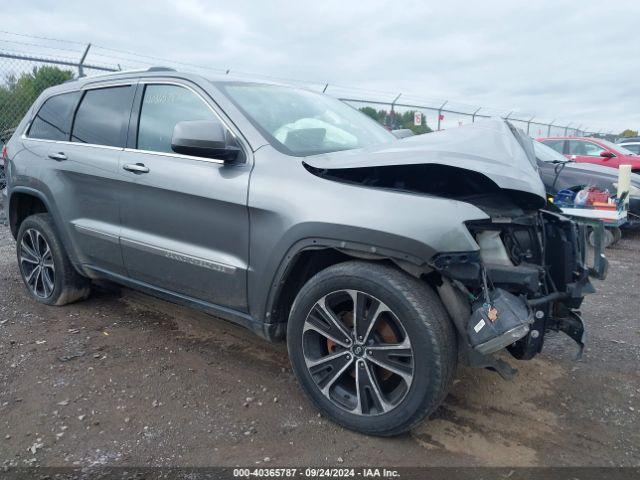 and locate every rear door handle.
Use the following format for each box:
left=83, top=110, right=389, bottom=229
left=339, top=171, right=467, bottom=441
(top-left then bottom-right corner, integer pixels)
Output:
left=48, top=152, right=67, bottom=161
left=123, top=163, right=150, bottom=174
